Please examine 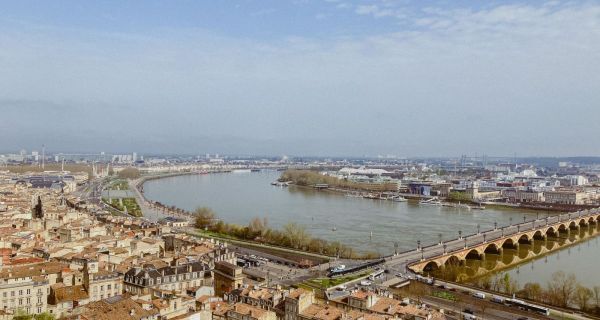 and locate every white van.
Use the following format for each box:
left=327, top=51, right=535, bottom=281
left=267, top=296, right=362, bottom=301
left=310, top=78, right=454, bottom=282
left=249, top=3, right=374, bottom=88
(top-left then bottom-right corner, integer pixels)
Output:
left=472, top=292, right=486, bottom=299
